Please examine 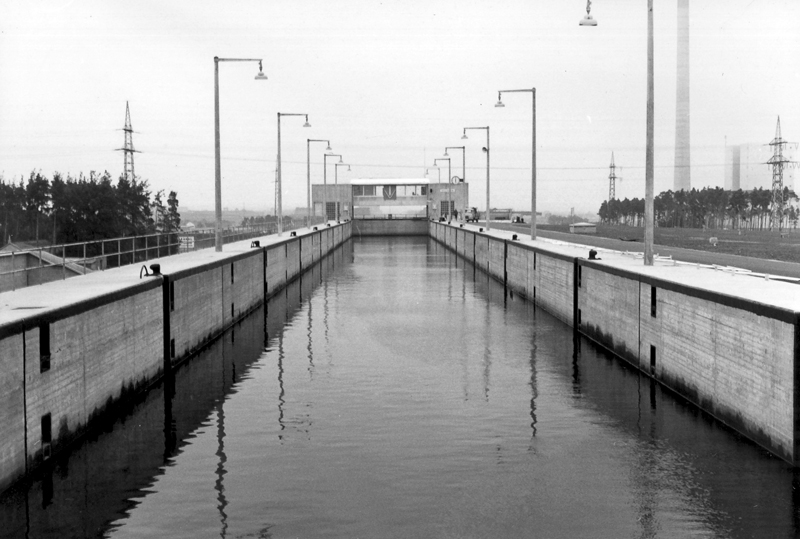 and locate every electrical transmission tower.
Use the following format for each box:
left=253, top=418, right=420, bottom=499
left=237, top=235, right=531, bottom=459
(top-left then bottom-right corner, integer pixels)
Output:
left=115, top=101, right=140, bottom=181
left=608, top=152, right=621, bottom=201
left=768, top=117, right=791, bottom=231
